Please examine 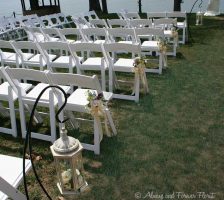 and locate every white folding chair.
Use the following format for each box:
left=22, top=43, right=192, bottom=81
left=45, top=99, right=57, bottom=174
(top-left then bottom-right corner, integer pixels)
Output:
left=4, top=67, right=70, bottom=142
left=0, top=66, right=32, bottom=137
left=89, top=19, right=109, bottom=28
left=11, top=40, right=53, bottom=71
left=134, top=28, right=166, bottom=74
left=39, top=41, right=76, bottom=73
left=81, top=27, right=110, bottom=44
left=69, top=42, right=107, bottom=91
left=20, top=14, right=45, bottom=28
left=0, top=40, right=25, bottom=68
left=39, top=15, right=54, bottom=28
left=103, top=43, right=148, bottom=102
left=82, top=11, right=99, bottom=21
left=46, top=71, right=117, bottom=155
left=122, top=12, right=141, bottom=20
left=129, top=19, right=153, bottom=28
left=71, top=16, right=91, bottom=29
left=0, top=154, right=31, bottom=200
left=23, top=27, right=47, bottom=42
left=107, top=19, right=130, bottom=28
left=154, top=18, right=178, bottom=56
left=166, top=11, right=188, bottom=44
left=107, top=28, right=137, bottom=44
left=147, top=12, right=167, bottom=20
left=58, top=28, right=85, bottom=43
left=41, top=27, right=62, bottom=41
left=55, top=13, right=72, bottom=27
